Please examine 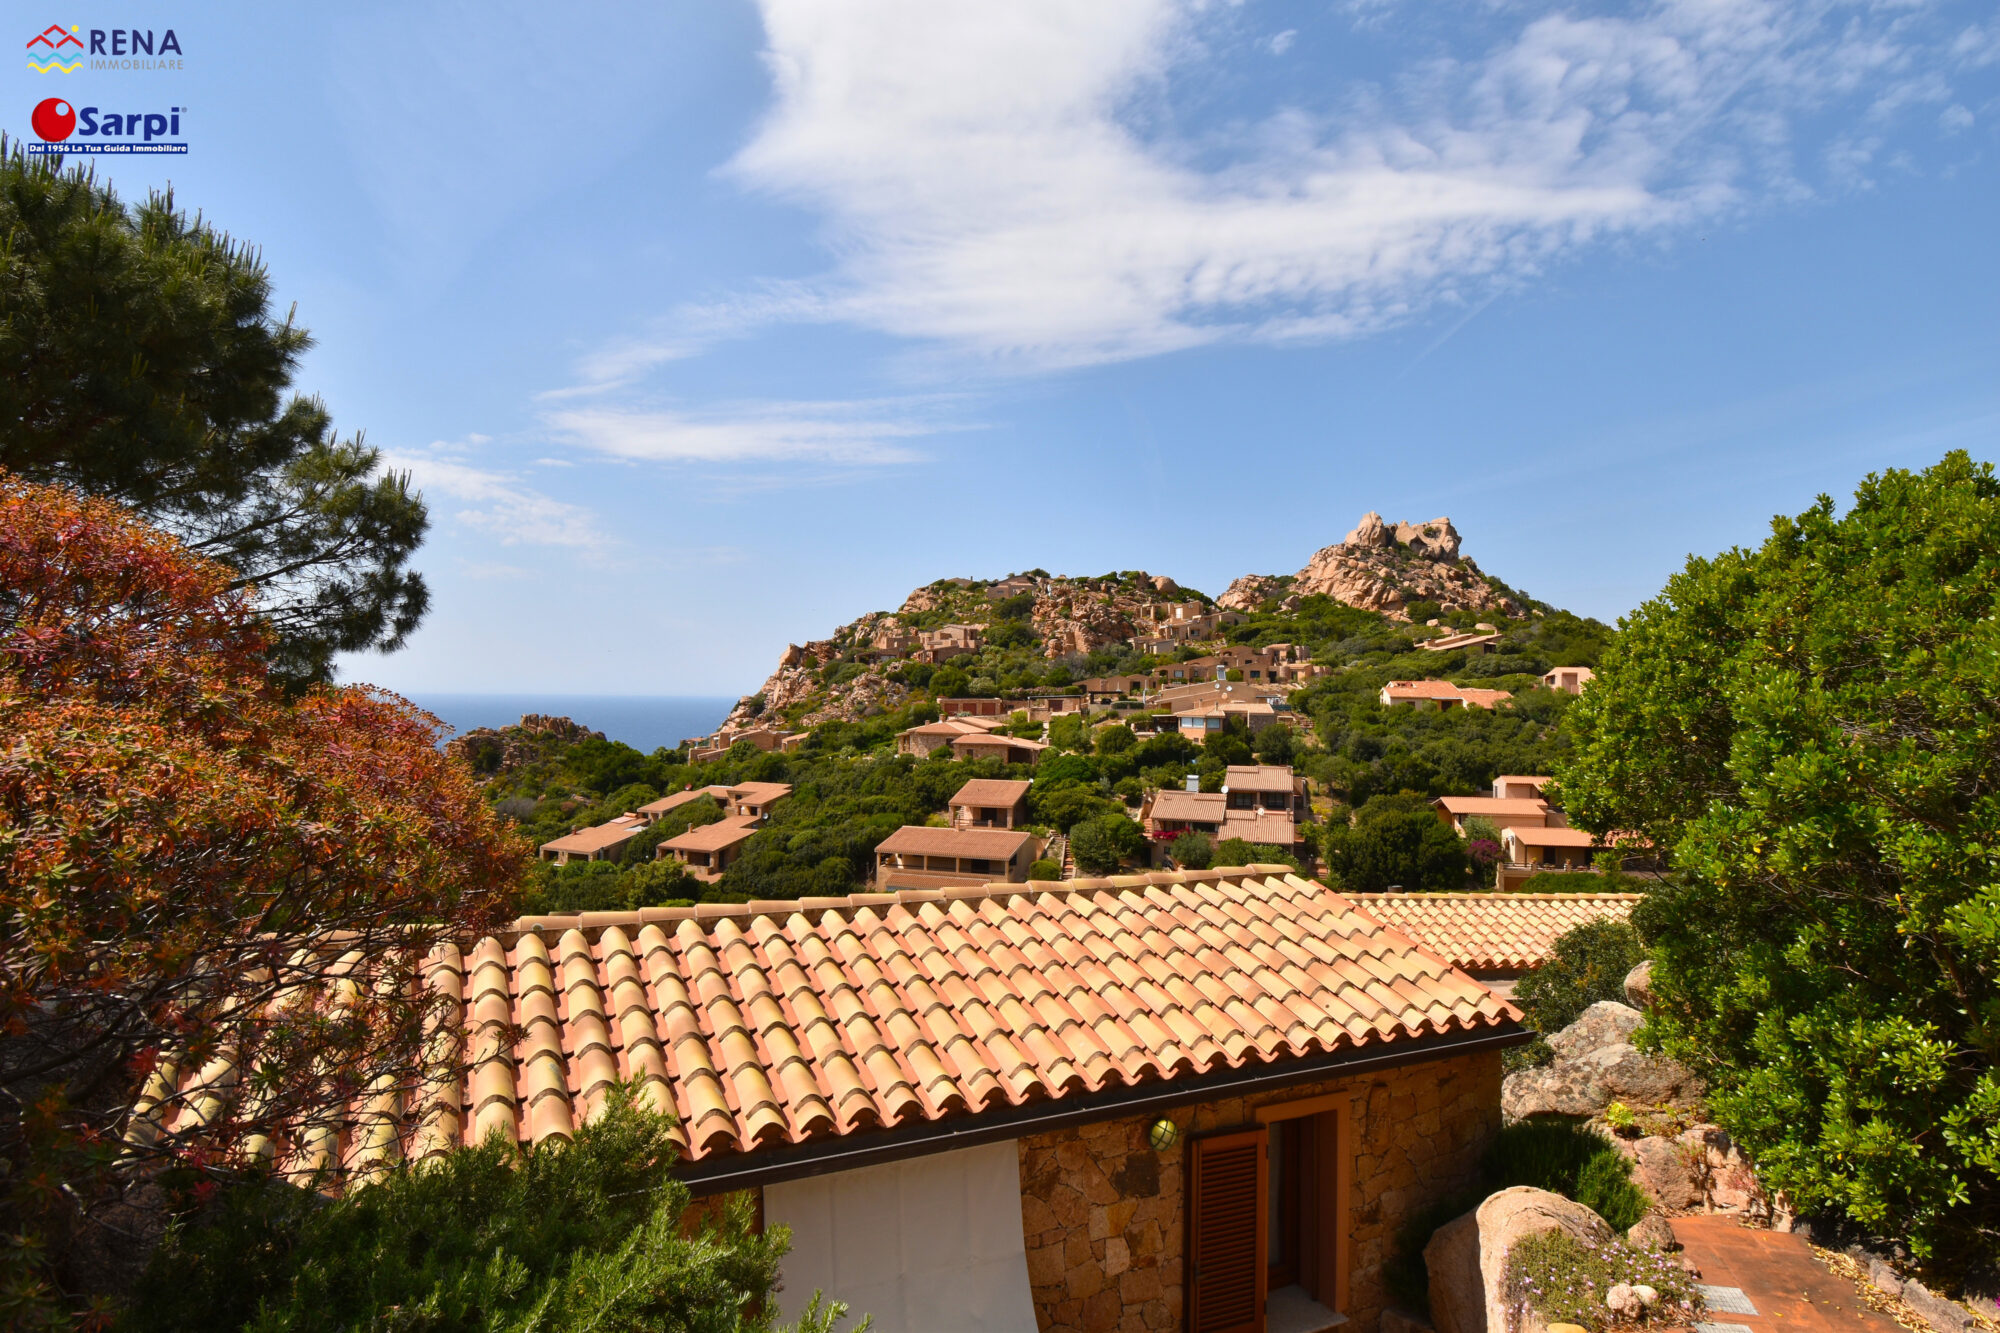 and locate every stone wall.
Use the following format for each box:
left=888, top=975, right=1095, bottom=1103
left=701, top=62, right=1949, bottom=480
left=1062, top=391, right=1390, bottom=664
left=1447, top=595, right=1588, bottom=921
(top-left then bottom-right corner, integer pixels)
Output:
left=1016, top=1048, right=1503, bottom=1333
